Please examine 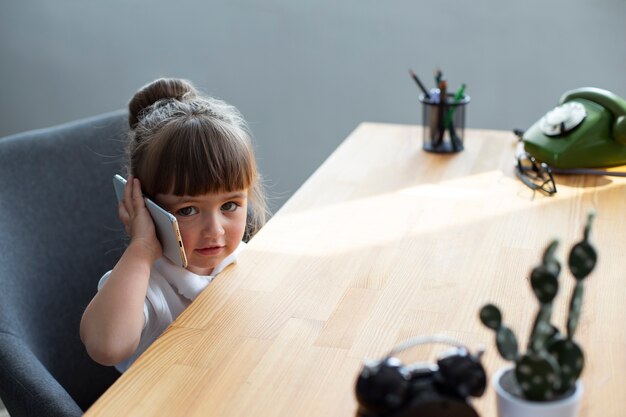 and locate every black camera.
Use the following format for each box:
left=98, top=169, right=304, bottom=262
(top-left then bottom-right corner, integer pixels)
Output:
left=355, top=335, right=486, bottom=417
